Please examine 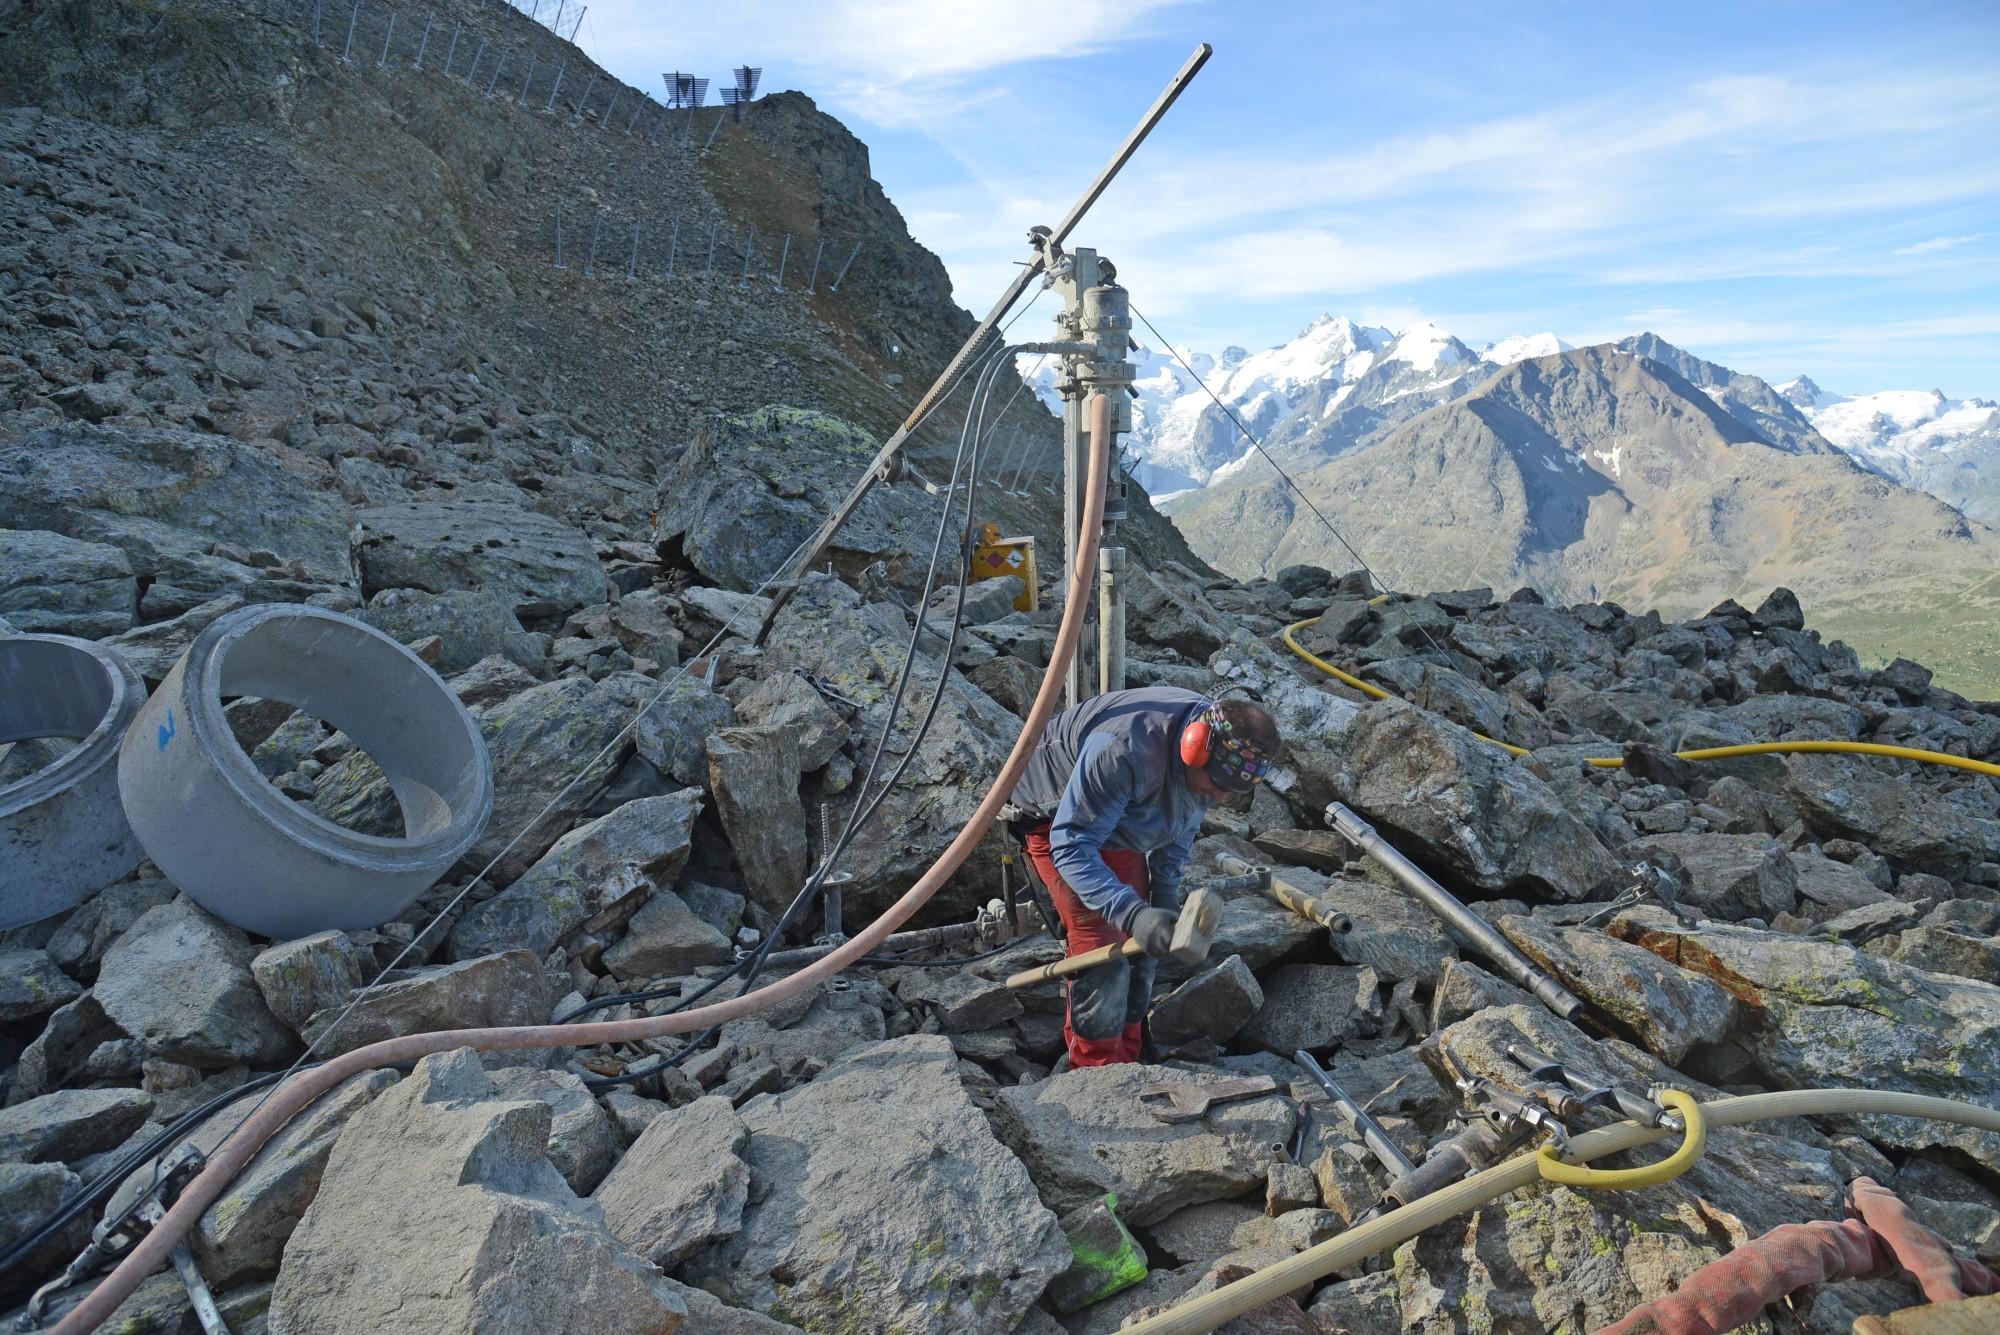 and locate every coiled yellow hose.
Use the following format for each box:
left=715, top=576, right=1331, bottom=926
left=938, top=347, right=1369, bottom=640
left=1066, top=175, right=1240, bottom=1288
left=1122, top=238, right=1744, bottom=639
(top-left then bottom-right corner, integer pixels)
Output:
left=1280, top=619, right=2000, bottom=779
left=1537, top=1089, right=1706, bottom=1189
